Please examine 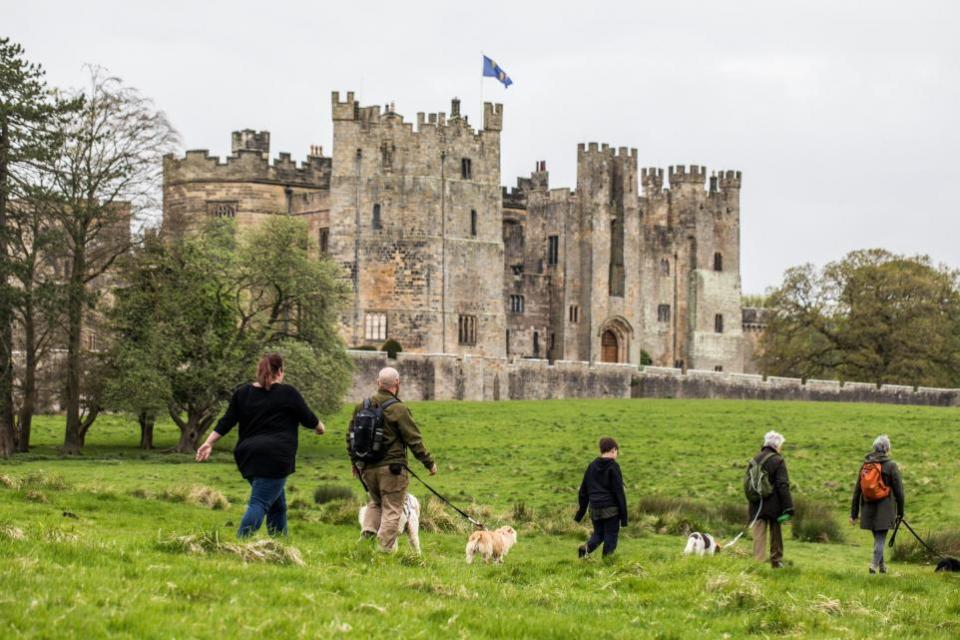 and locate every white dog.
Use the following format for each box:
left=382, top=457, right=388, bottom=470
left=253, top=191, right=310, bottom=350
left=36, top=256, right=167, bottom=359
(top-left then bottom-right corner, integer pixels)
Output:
left=358, top=493, right=421, bottom=554
left=683, top=532, right=720, bottom=556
